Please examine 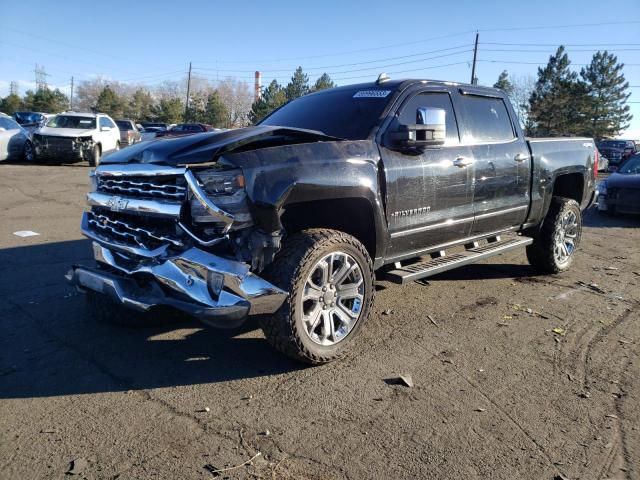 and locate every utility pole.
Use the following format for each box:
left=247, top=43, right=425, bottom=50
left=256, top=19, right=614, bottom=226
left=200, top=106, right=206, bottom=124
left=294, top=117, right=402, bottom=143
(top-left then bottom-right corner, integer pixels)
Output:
left=70, top=76, right=74, bottom=110
left=470, top=31, right=479, bottom=85
left=9, top=81, right=18, bottom=96
left=185, top=61, right=192, bottom=122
